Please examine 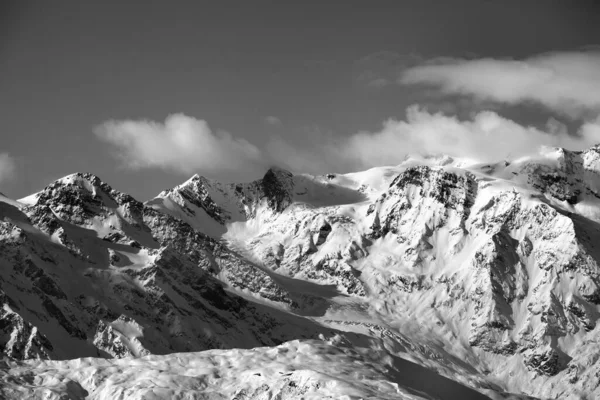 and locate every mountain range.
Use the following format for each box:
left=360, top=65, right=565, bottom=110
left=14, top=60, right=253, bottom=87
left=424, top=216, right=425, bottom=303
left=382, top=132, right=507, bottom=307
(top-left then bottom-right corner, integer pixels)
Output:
left=2, top=145, right=600, bottom=399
